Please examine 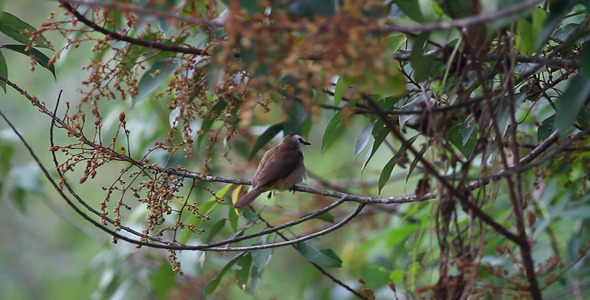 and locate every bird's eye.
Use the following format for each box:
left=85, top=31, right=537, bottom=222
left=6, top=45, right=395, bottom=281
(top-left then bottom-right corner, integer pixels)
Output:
left=298, top=138, right=304, bottom=143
